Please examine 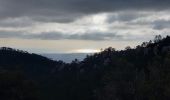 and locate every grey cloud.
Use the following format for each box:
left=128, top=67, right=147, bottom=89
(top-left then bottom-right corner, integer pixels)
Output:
left=106, top=12, right=147, bottom=23
left=30, top=32, right=122, bottom=41
left=0, top=31, right=122, bottom=41
left=152, top=19, right=170, bottom=30
left=26, top=32, right=65, bottom=40
left=0, top=0, right=170, bottom=22
left=1, top=0, right=170, bottom=42
left=67, top=33, right=122, bottom=41
left=0, top=17, right=34, bottom=27
left=119, top=14, right=170, bottom=30
left=0, top=31, right=22, bottom=38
